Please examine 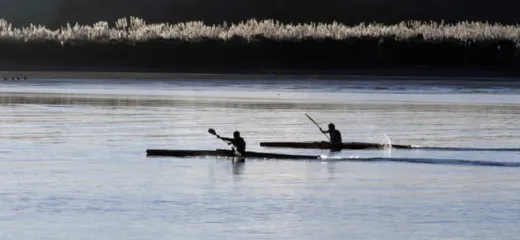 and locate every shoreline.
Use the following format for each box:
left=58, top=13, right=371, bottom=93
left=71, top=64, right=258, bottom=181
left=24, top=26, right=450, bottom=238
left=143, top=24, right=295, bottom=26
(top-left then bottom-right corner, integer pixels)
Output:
left=2, top=67, right=520, bottom=80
